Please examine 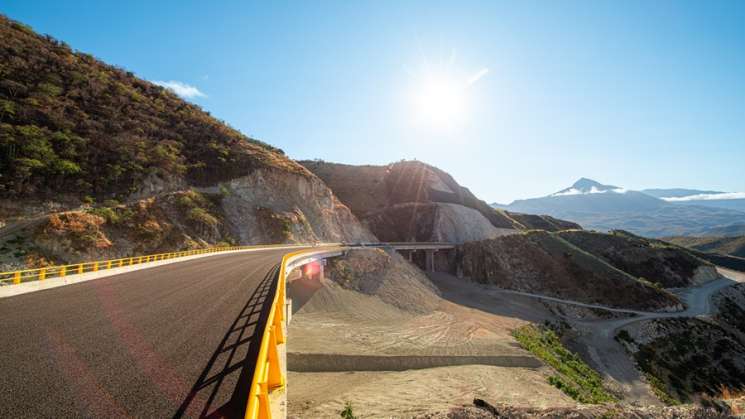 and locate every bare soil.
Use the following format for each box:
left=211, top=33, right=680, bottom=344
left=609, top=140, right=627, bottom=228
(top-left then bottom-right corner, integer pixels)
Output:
left=286, top=250, right=572, bottom=418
